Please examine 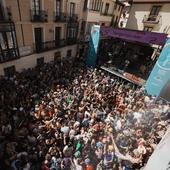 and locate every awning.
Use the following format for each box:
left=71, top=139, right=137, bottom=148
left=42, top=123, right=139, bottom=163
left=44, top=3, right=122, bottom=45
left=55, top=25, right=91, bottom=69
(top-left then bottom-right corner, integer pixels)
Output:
left=101, top=26, right=167, bottom=46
